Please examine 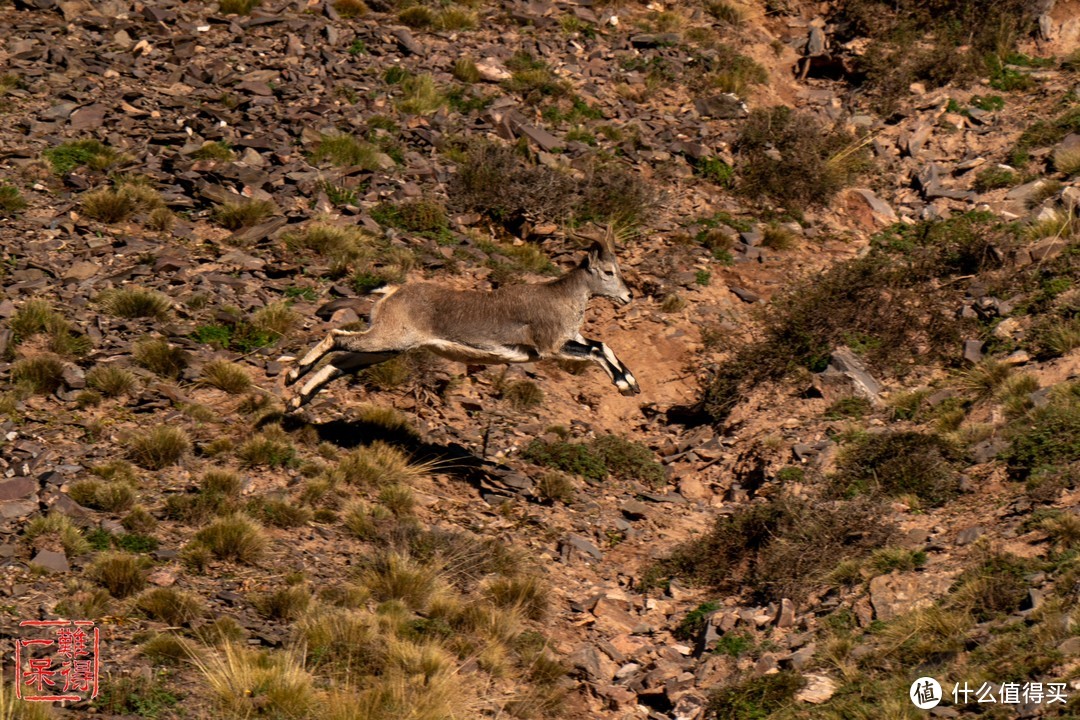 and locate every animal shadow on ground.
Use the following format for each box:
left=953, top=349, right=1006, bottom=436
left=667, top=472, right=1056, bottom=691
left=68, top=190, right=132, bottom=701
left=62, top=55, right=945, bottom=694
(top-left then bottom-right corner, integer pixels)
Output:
left=273, top=412, right=527, bottom=500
